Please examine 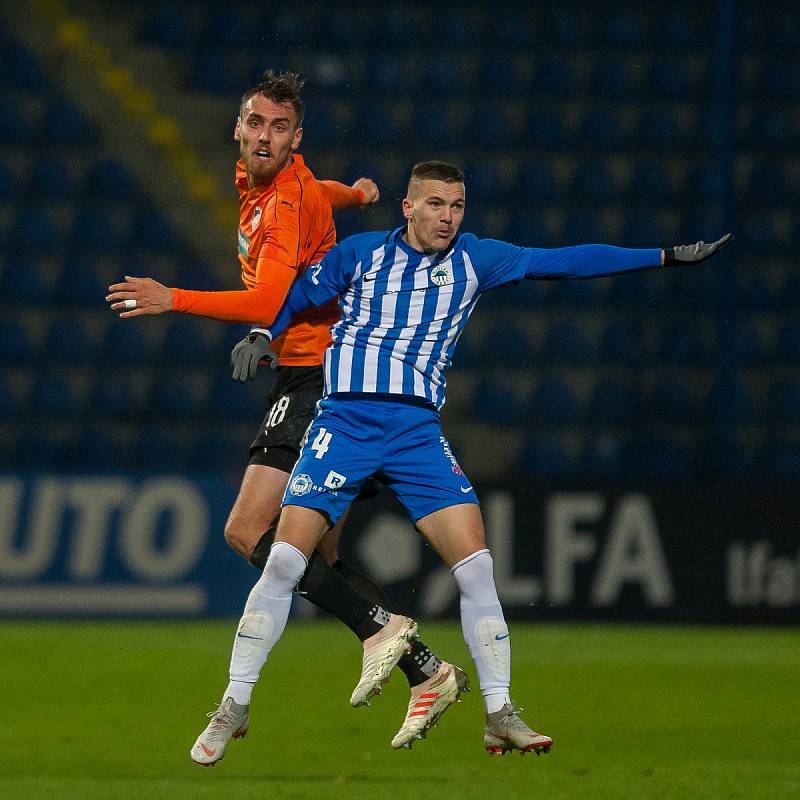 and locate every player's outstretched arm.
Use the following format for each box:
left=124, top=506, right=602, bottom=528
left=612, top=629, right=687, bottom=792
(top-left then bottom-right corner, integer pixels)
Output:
left=318, top=178, right=379, bottom=209
left=663, top=233, right=733, bottom=266
left=106, top=276, right=173, bottom=317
